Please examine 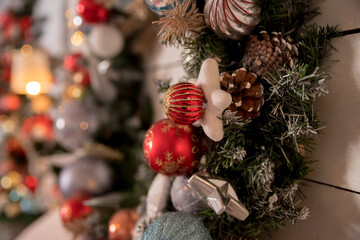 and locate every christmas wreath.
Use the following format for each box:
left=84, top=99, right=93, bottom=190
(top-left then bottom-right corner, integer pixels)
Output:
left=139, top=0, right=339, bottom=239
